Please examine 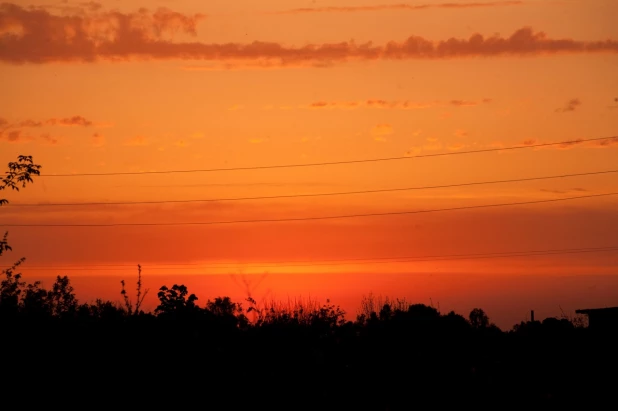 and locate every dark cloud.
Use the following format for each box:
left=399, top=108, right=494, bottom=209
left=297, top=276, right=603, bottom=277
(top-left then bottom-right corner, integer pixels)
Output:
left=1, top=4, right=617, bottom=66
left=556, top=98, right=582, bottom=113
left=0, top=115, right=96, bottom=144
left=46, top=116, right=93, bottom=127
left=306, top=99, right=491, bottom=110
left=276, top=1, right=525, bottom=14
